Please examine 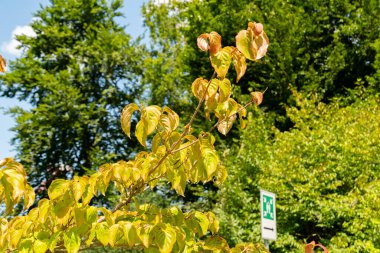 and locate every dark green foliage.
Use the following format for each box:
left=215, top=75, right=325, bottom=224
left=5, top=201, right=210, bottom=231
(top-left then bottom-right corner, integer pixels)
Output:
left=143, top=0, right=380, bottom=115
left=217, top=91, right=380, bottom=252
left=0, top=0, right=144, bottom=190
